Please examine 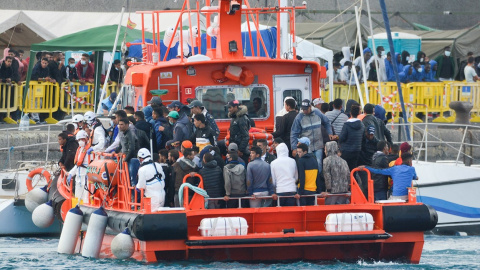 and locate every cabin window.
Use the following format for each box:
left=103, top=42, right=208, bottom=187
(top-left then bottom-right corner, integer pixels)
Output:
left=282, top=89, right=302, bottom=111
left=195, top=85, right=269, bottom=120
